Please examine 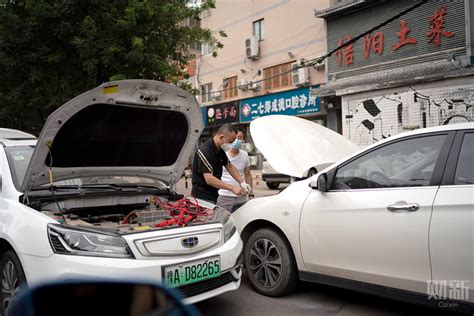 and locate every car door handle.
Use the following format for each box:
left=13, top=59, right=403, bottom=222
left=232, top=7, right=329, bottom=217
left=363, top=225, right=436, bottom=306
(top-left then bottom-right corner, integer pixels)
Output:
left=387, top=202, right=420, bottom=212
